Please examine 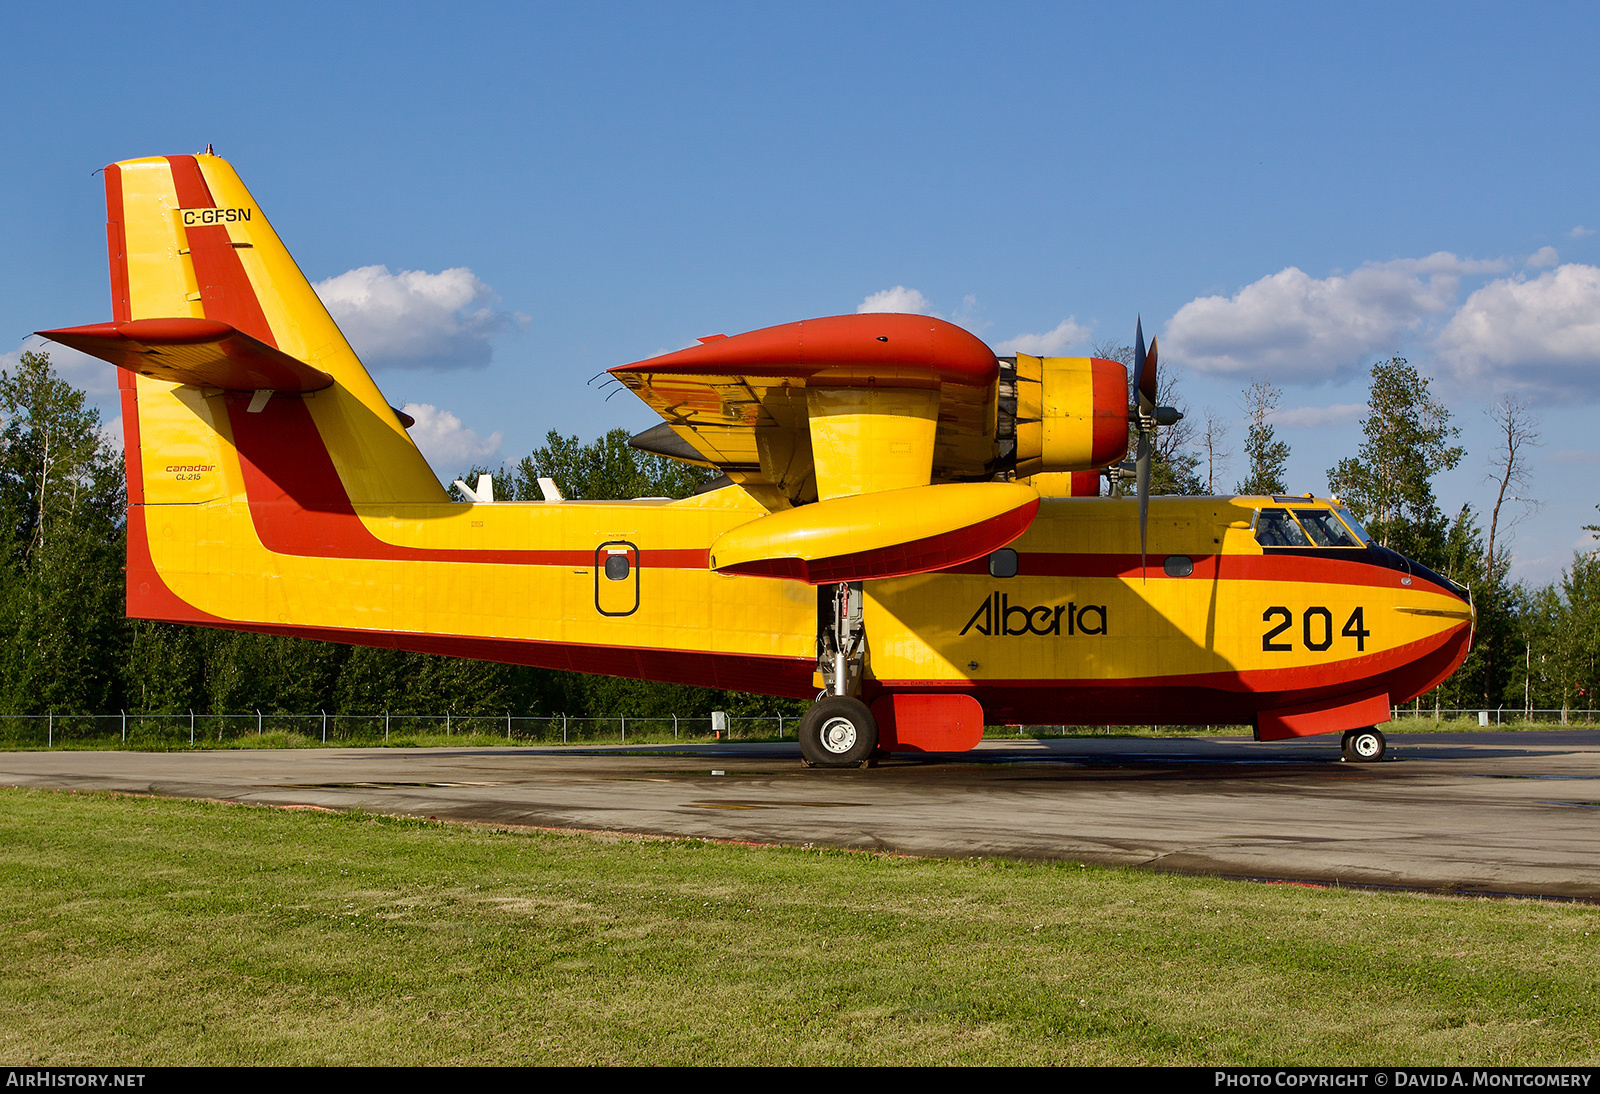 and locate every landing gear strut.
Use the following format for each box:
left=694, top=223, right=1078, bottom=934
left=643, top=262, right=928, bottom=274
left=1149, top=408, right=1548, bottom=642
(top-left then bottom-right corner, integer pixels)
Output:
left=1341, top=727, right=1386, bottom=763
left=802, top=582, right=876, bottom=768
